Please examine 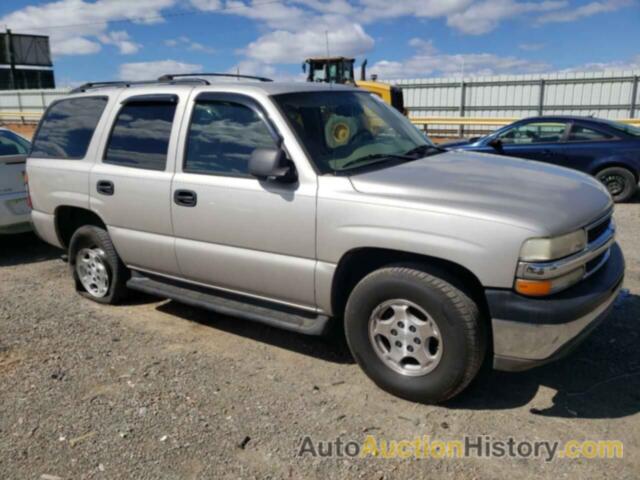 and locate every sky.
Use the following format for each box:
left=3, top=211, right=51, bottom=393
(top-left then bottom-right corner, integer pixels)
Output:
left=0, top=0, right=638, bottom=86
